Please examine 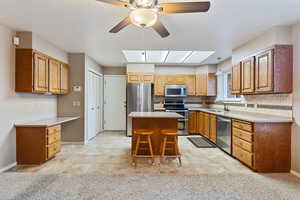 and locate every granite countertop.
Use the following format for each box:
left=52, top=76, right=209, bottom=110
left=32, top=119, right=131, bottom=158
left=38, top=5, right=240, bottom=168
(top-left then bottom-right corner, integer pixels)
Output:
left=15, top=116, right=80, bottom=127
left=188, top=108, right=293, bottom=123
left=128, top=112, right=183, bottom=119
